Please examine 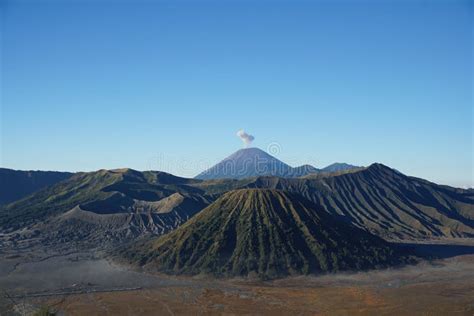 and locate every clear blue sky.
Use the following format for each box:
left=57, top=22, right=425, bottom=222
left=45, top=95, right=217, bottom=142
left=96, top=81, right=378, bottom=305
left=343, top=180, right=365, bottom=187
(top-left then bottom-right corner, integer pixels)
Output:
left=1, top=0, right=472, bottom=187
